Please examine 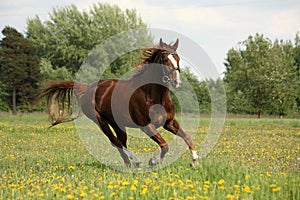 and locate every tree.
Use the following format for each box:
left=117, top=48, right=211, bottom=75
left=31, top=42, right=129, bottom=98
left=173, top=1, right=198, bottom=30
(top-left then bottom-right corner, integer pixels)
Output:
left=269, top=39, right=298, bottom=117
left=26, top=3, right=152, bottom=78
left=0, top=81, right=10, bottom=111
left=39, top=58, right=74, bottom=81
left=294, top=32, right=300, bottom=115
left=224, top=34, right=298, bottom=118
left=0, top=26, right=41, bottom=114
left=173, top=68, right=215, bottom=114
